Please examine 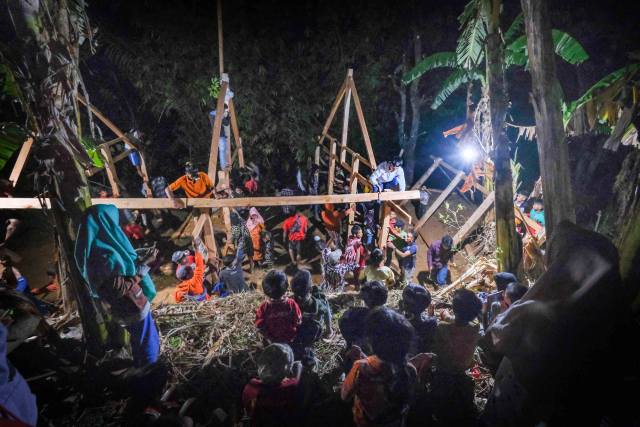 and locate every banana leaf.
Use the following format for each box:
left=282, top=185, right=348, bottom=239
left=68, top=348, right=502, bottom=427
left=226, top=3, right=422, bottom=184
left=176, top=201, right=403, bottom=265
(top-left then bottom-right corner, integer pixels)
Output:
left=402, top=52, right=457, bottom=85
left=506, top=29, right=588, bottom=69
left=503, top=13, right=524, bottom=45
left=431, top=68, right=484, bottom=110
left=0, top=123, right=27, bottom=170
left=81, top=136, right=105, bottom=167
